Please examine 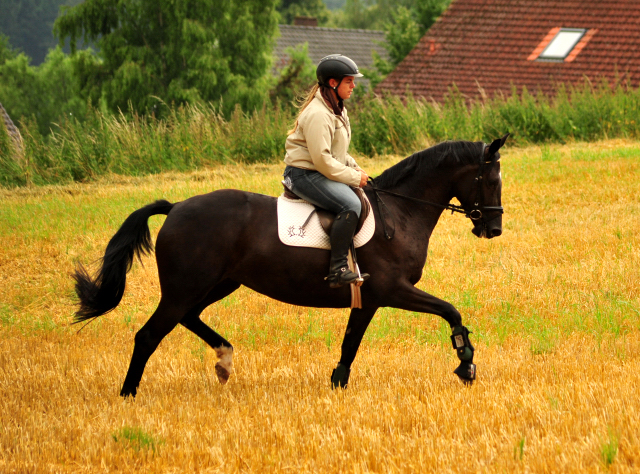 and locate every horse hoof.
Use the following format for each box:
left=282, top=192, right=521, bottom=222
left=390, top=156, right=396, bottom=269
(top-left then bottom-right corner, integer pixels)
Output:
left=215, top=363, right=230, bottom=384
left=453, top=361, right=476, bottom=386
left=120, top=388, right=137, bottom=398
left=331, top=364, right=351, bottom=389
